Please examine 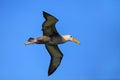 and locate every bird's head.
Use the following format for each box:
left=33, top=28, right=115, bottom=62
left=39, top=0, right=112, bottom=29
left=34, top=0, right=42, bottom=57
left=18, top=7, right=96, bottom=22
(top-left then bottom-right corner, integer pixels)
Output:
left=62, top=35, right=80, bottom=44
